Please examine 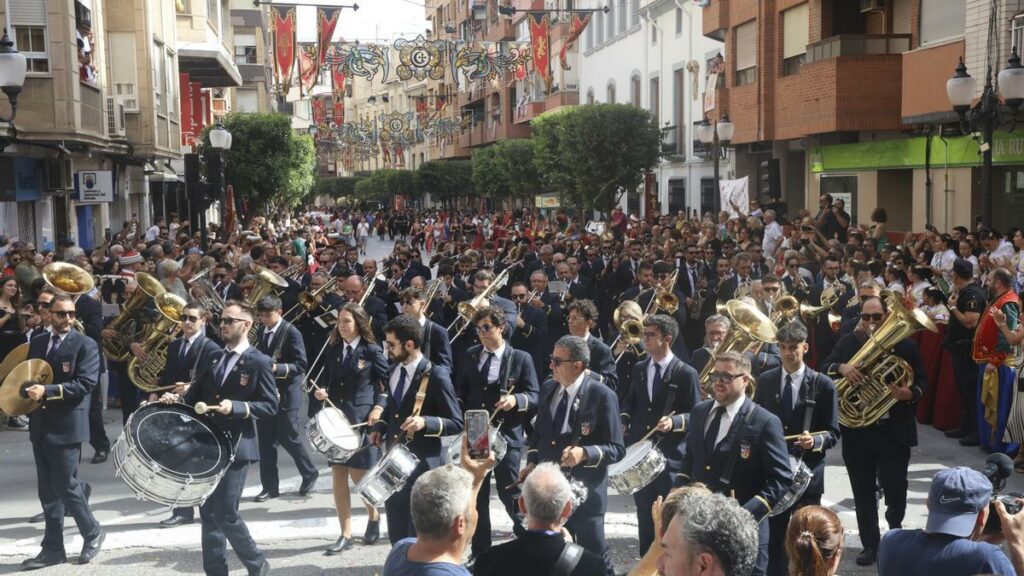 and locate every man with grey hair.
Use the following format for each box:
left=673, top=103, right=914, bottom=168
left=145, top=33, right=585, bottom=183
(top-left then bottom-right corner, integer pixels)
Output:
left=761, top=210, right=783, bottom=260
left=690, top=314, right=731, bottom=377
left=473, top=463, right=604, bottom=576
left=657, top=492, right=759, bottom=576
left=521, top=335, right=624, bottom=576
left=383, top=443, right=494, bottom=575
